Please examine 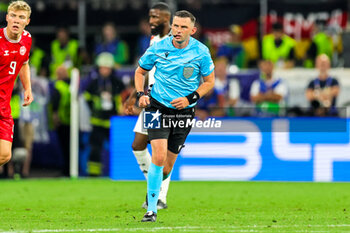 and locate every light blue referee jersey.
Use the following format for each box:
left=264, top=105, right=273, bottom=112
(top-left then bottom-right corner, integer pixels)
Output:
left=138, top=36, right=214, bottom=109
